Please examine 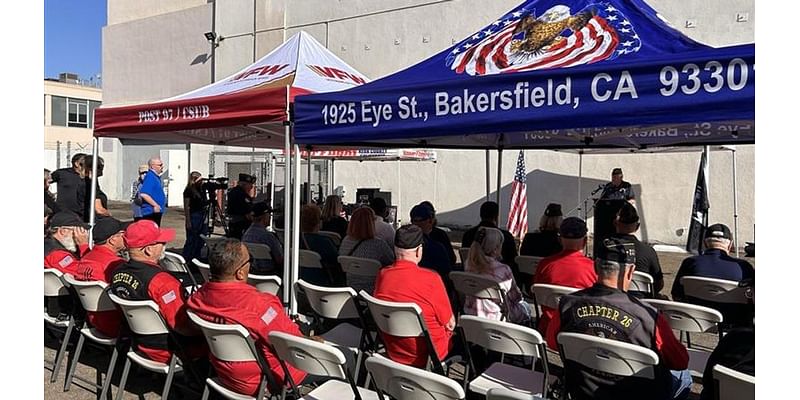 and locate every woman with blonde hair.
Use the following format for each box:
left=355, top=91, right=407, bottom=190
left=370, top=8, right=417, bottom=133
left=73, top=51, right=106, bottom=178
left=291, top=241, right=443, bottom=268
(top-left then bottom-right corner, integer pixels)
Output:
left=321, top=194, right=348, bottom=239
left=465, top=227, right=531, bottom=324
